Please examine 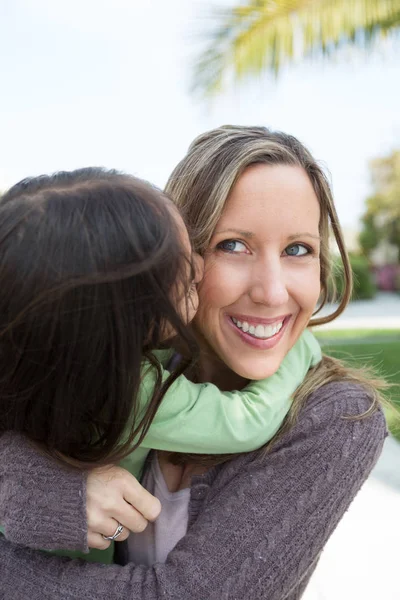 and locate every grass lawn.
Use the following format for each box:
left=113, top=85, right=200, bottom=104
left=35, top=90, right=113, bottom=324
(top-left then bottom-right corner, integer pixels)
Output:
left=314, top=329, right=400, bottom=441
